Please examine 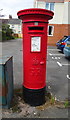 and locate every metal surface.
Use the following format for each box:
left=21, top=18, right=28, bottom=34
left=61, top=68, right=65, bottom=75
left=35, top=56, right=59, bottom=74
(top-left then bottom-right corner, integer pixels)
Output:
left=0, top=56, right=13, bottom=108
left=17, top=8, right=54, bottom=90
